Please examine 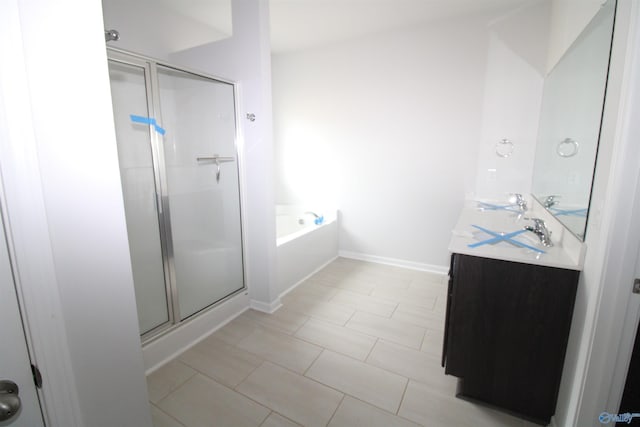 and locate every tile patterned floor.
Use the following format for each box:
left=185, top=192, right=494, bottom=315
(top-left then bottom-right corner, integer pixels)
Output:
left=147, top=257, right=537, bottom=427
